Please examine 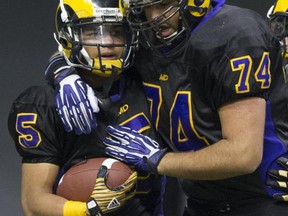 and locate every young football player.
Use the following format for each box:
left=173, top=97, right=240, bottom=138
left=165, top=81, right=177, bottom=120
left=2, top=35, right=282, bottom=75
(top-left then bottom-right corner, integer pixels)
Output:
left=103, top=0, right=288, bottom=215
left=267, top=0, right=288, bottom=78
left=45, top=0, right=288, bottom=215
left=7, top=0, right=165, bottom=215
